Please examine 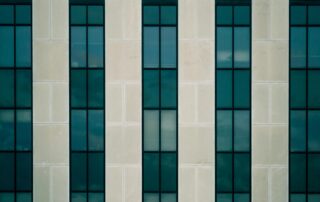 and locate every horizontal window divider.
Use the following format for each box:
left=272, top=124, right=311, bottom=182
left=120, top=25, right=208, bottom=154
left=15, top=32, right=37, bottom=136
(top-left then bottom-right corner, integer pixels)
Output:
left=290, top=108, right=320, bottom=110
left=216, top=24, right=251, bottom=27
left=0, top=107, right=32, bottom=110
left=71, top=150, right=105, bottom=154
left=0, top=190, right=32, bottom=193
left=143, top=67, right=177, bottom=70
left=71, top=191, right=105, bottom=193
left=290, top=151, right=320, bottom=154
left=290, top=24, right=320, bottom=27
left=143, top=151, right=177, bottom=154
left=71, top=67, right=105, bottom=70
left=70, top=24, right=104, bottom=27
left=143, top=24, right=177, bottom=27
left=217, top=191, right=251, bottom=194
left=216, top=151, right=251, bottom=154
left=216, top=68, right=251, bottom=70
left=71, top=108, right=105, bottom=110
left=0, top=24, right=32, bottom=26
left=0, top=151, right=32, bottom=153
left=216, top=108, right=251, bottom=110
